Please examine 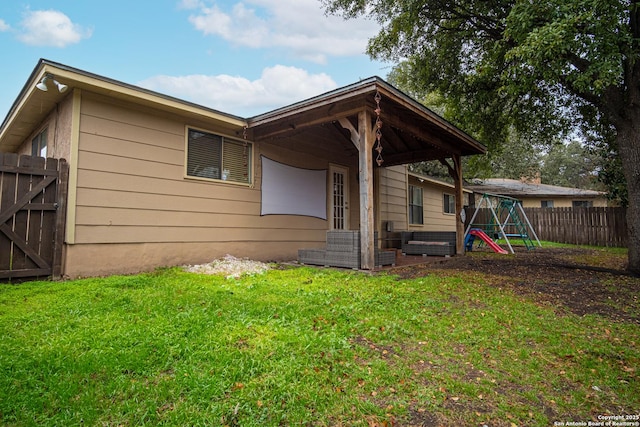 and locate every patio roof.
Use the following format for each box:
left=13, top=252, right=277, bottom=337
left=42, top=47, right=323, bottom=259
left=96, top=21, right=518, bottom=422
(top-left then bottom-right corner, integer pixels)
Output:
left=248, top=77, right=485, bottom=166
